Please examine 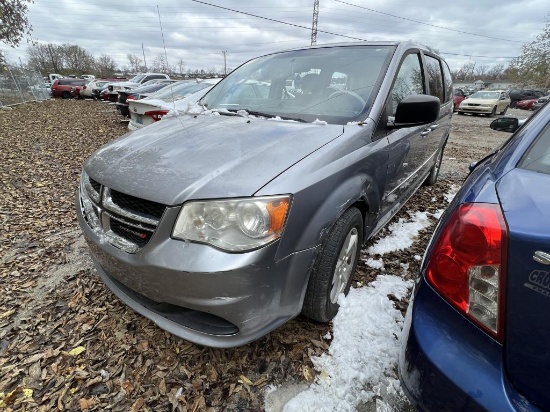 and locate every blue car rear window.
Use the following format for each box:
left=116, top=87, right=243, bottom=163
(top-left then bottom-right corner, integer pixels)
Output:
left=519, top=124, right=550, bottom=175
